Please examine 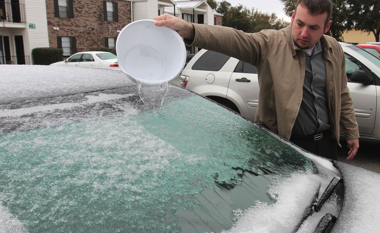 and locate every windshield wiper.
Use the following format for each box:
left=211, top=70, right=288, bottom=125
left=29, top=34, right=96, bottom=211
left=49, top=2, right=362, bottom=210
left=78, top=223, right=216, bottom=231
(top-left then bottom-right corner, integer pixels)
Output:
left=294, top=177, right=342, bottom=233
